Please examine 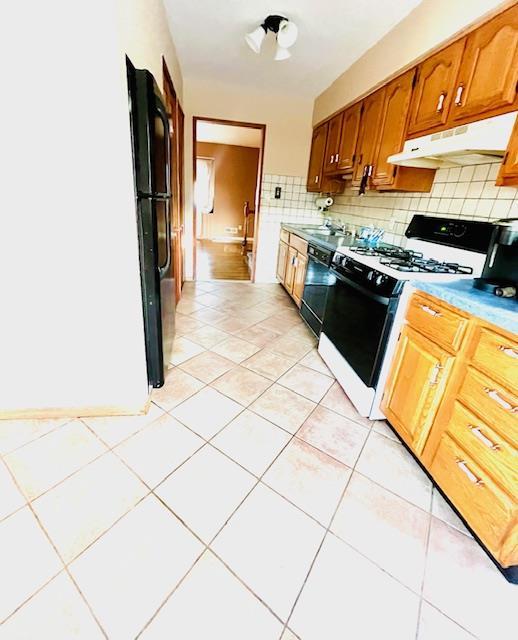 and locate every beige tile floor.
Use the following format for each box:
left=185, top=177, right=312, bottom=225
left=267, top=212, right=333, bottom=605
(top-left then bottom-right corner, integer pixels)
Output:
left=0, top=280, right=515, bottom=639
